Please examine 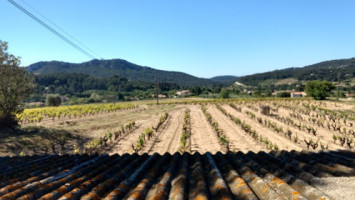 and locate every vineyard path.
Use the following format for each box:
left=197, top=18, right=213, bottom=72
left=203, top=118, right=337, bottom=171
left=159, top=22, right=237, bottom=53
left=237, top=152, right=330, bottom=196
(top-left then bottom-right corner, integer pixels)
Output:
left=222, top=104, right=303, bottom=151
left=110, top=115, right=160, bottom=155
left=141, top=108, right=184, bottom=155
left=266, top=105, right=347, bottom=150
left=207, top=105, right=268, bottom=152
left=190, top=105, right=222, bottom=154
